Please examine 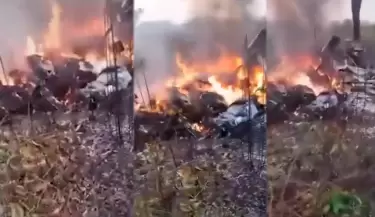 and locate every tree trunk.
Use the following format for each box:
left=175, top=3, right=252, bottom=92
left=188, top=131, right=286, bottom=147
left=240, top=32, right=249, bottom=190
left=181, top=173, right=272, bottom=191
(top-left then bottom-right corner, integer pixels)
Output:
left=351, top=0, right=362, bottom=41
